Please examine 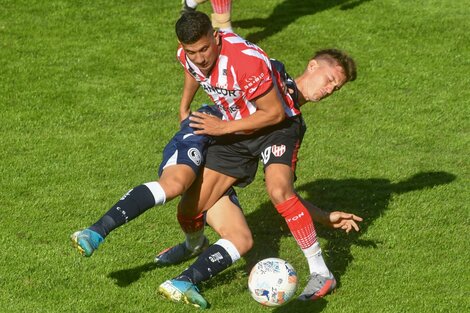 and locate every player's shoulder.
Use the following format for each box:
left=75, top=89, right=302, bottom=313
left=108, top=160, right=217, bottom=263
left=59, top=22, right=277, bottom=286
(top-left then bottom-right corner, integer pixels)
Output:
left=221, top=33, right=271, bottom=76
left=270, top=58, right=286, bottom=74
left=221, top=32, right=267, bottom=57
